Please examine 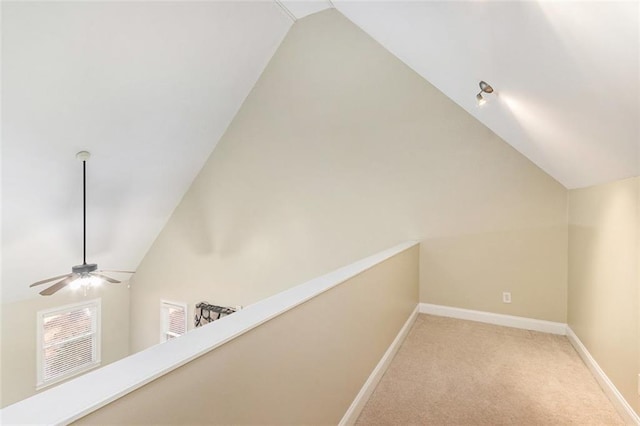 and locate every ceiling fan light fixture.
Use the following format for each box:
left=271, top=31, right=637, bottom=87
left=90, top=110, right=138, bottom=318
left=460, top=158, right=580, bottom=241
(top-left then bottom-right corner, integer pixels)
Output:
left=70, top=274, right=102, bottom=292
